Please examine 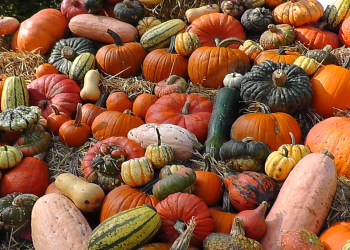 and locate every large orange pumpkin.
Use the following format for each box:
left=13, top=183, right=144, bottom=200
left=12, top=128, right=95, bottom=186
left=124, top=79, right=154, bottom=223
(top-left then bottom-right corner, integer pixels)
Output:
left=12, top=8, right=69, bottom=54
left=319, top=221, right=350, bottom=250
left=254, top=48, right=301, bottom=65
